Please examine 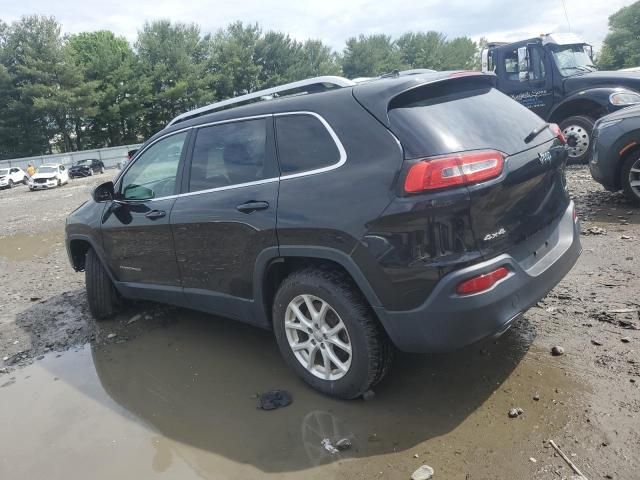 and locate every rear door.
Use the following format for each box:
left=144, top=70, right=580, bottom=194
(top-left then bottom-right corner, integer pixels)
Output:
left=170, top=117, right=279, bottom=323
left=101, top=131, right=189, bottom=294
left=386, top=79, right=569, bottom=258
